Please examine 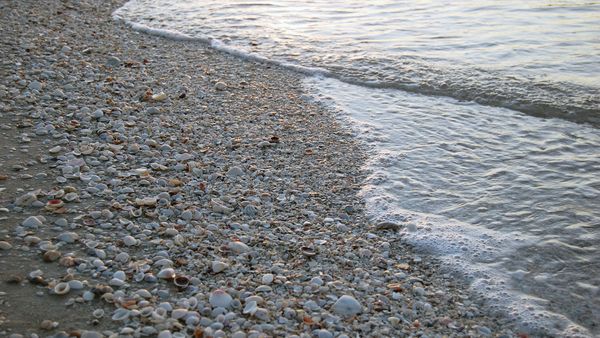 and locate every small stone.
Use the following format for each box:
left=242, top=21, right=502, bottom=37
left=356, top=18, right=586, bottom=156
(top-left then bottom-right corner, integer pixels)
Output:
left=81, top=331, right=103, bottom=338
left=157, top=330, right=172, bottom=338
left=123, top=235, right=137, bottom=246
left=315, top=329, right=333, bottom=338
left=43, top=250, right=60, bottom=262
left=215, top=81, right=227, bottom=91
left=226, top=166, right=244, bottom=177
left=261, top=273, right=274, bottom=285
left=57, top=232, right=79, bottom=243
left=212, top=261, right=229, bottom=273
left=22, top=216, right=43, bottom=228
left=228, top=241, right=250, bottom=254
left=209, top=289, right=233, bottom=308
left=115, top=252, right=130, bottom=263
left=332, top=295, right=362, bottom=317
left=151, top=92, right=167, bottom=101
left=49, top=146, right=62, bottom=154
left=40, top=319, right=57, bottom=330
left=0, top=241, right=12, bottom=250
left=106, top=56, right=121, bottom=67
